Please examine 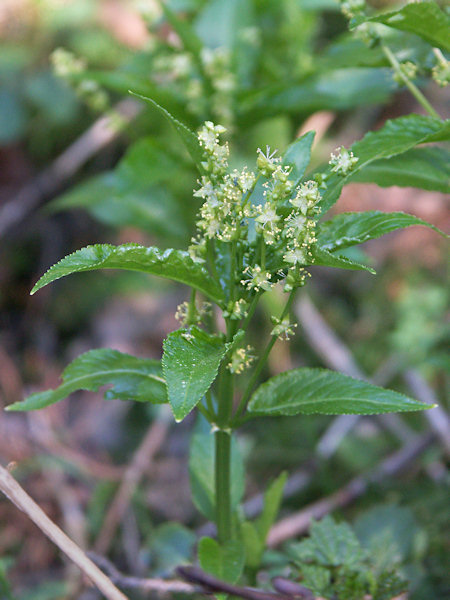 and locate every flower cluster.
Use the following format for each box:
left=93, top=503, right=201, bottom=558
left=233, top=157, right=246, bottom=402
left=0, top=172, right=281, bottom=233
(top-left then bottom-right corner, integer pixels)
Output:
left=175, top=301, right=211, bottom=326
left=393, top=61, right=418, bottom=86
left=432, top=50, right=449, bottom=88
left=151, top=45, right=236, bottom=129
left=227, top=346, right=255, bottom=374
left=51, top=48, right=109, bottom=113
left=189, top=123, right=327, bottom=295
